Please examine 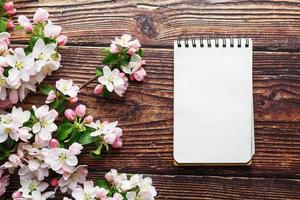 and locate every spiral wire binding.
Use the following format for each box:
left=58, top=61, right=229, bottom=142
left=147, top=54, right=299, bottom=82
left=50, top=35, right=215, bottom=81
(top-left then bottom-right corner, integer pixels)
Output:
left=177, top=36, right=250, bottom=48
